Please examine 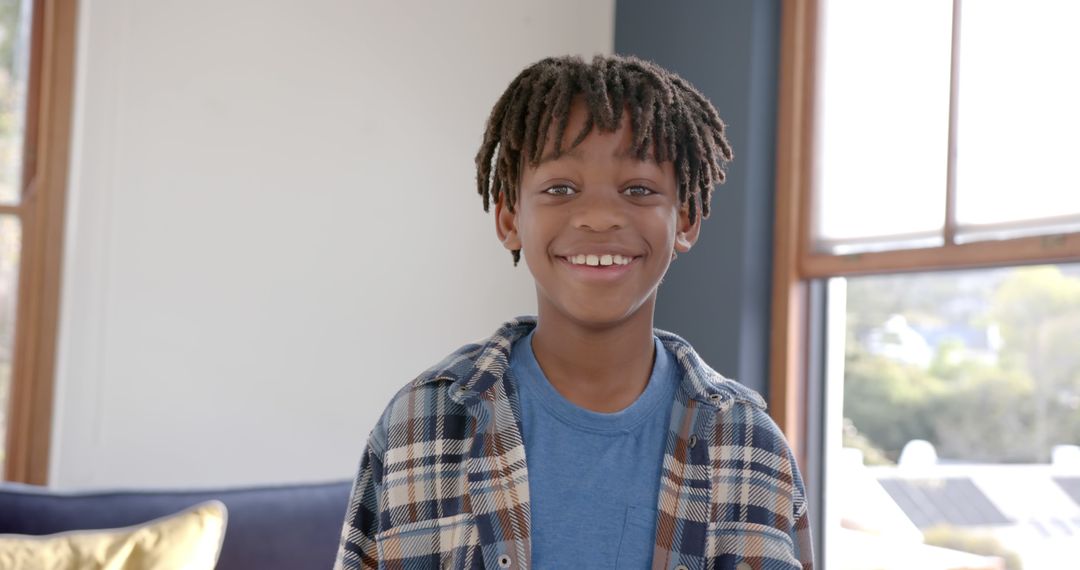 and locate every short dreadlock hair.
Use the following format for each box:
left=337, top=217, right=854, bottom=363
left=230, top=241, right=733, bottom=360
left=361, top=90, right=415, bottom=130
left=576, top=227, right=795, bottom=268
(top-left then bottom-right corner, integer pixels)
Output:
left=475, top=54, right=733, bottom=266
